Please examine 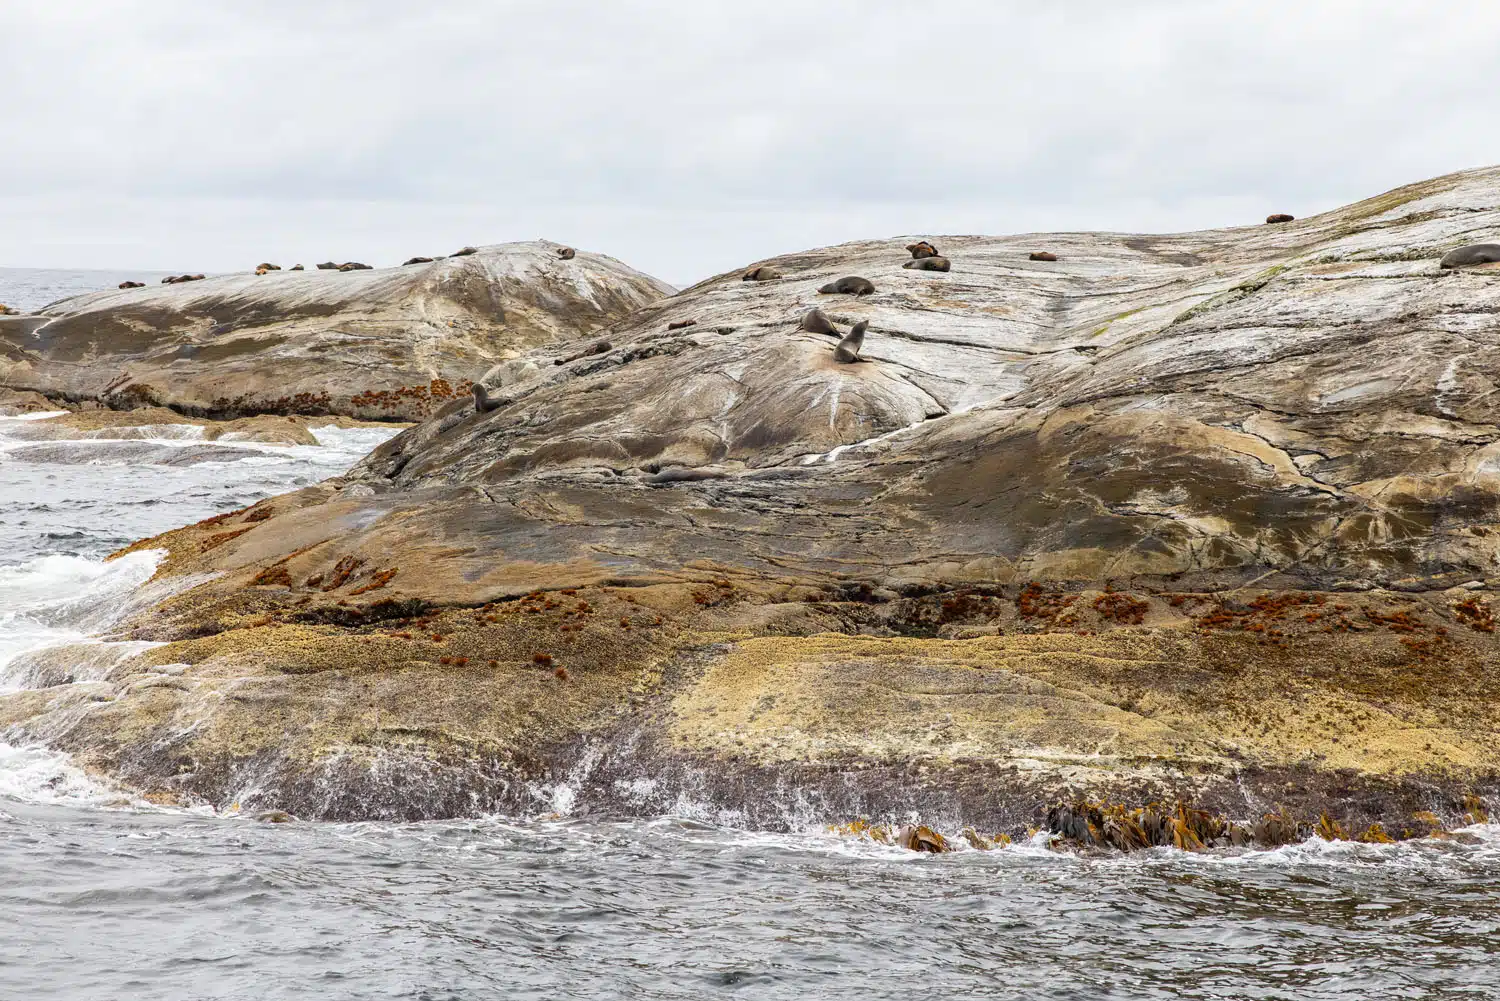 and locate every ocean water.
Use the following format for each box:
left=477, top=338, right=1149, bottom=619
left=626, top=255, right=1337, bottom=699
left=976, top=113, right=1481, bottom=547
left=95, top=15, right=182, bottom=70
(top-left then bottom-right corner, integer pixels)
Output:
left=0, top=267, right=178, bottom=312
left=3, top=272, right=1500, bottom=999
